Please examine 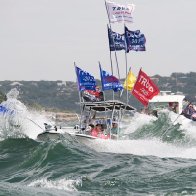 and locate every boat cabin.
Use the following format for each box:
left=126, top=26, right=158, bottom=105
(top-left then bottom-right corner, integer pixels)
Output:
left=148, top=91, right=185, bottom=114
